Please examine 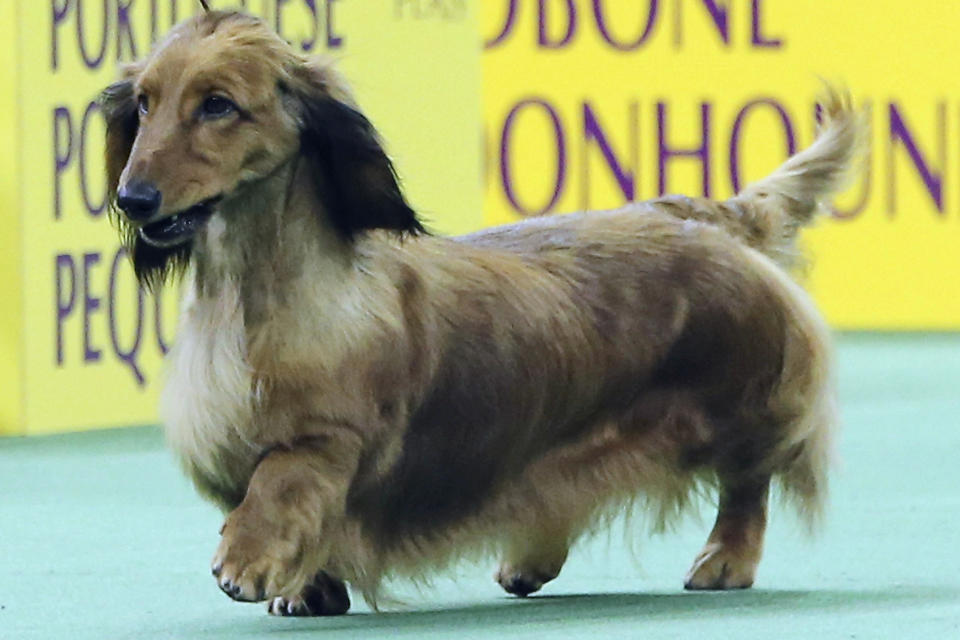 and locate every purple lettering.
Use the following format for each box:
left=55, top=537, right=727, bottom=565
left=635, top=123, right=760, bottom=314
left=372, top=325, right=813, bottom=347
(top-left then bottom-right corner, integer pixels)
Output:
left=53, top=106, right=74, bottom=220
left=697, top=0, right=729, bottom=44
left=675, top=0, right=729, bottom=47
left=539, top=0, right=577, bottom=48
left=582, top=101, right=637, bottom=205
left=593, top=0, right=659, bottom=52
left=302, top=0, right=319, bottom=51
left=52, top=0, right=72, bottom=71
left=80, top=101, right=107, bottom=217
left=500, top=99, right=566, bottom=216
left=485, top=0, right=518, bottom=48
left=327, top=0, right=344, bottom=48
left=109, top=249, right=145, bottom=385
left=55, top=254, right=77, bottom=365
left=275, top=0, right=291, bottom=39
left=83, top=252, right=103, bottom=363
left=657, top=101, right=712, bottom=197
left=888, top=102, right=945, bottom=214
left=751, top=0, right=782, bottom=48
left=76, top=0, right=110, bottom=69
left=116, top=0, right=137, bottom=61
